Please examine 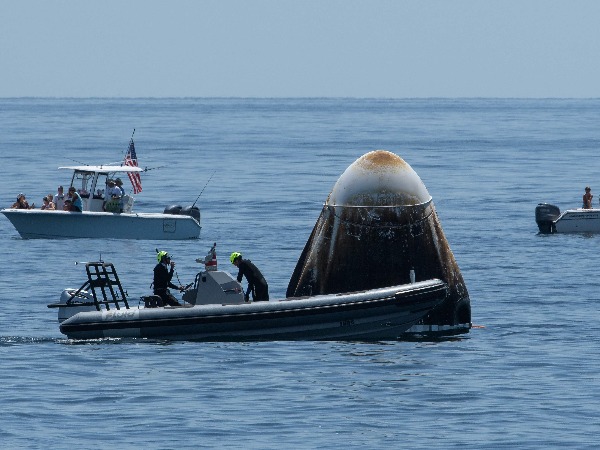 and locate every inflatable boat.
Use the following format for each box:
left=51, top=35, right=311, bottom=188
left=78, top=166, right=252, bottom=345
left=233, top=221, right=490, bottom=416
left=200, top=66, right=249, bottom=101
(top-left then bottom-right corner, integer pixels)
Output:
left=48, top=260, right=448, bottom=341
